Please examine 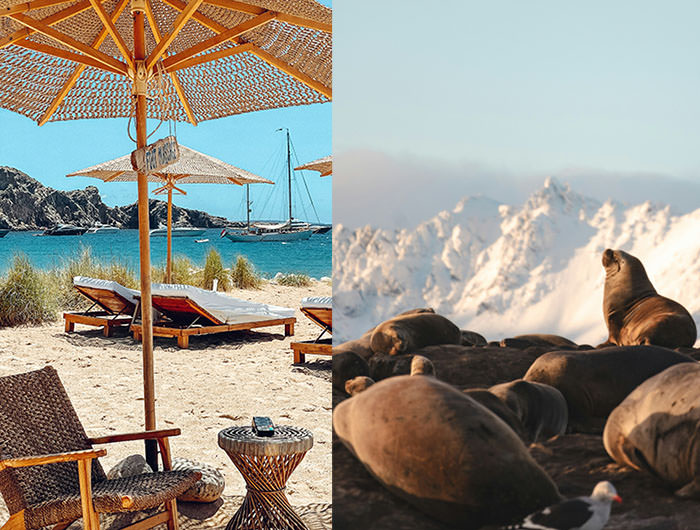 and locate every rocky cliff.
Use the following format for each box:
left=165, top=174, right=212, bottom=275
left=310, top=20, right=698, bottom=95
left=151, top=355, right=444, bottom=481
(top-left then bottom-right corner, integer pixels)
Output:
left=0, top=167, right=233, bottom=230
